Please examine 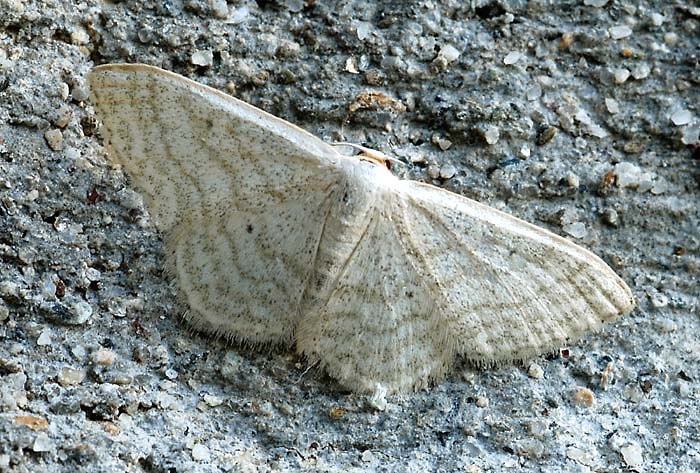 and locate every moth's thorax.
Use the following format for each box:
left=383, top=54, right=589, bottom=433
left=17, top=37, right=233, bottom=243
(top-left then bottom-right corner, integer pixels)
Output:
left=301, top=157, right=399, bottom=307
